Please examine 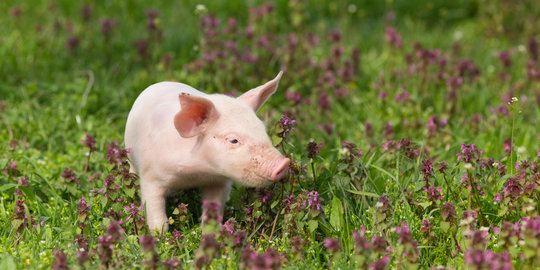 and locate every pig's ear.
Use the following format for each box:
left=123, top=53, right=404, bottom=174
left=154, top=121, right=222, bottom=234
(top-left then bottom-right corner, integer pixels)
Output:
left=238, top=71, right=283, bottom=111
left=174, top=94, right=218, bottom=138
